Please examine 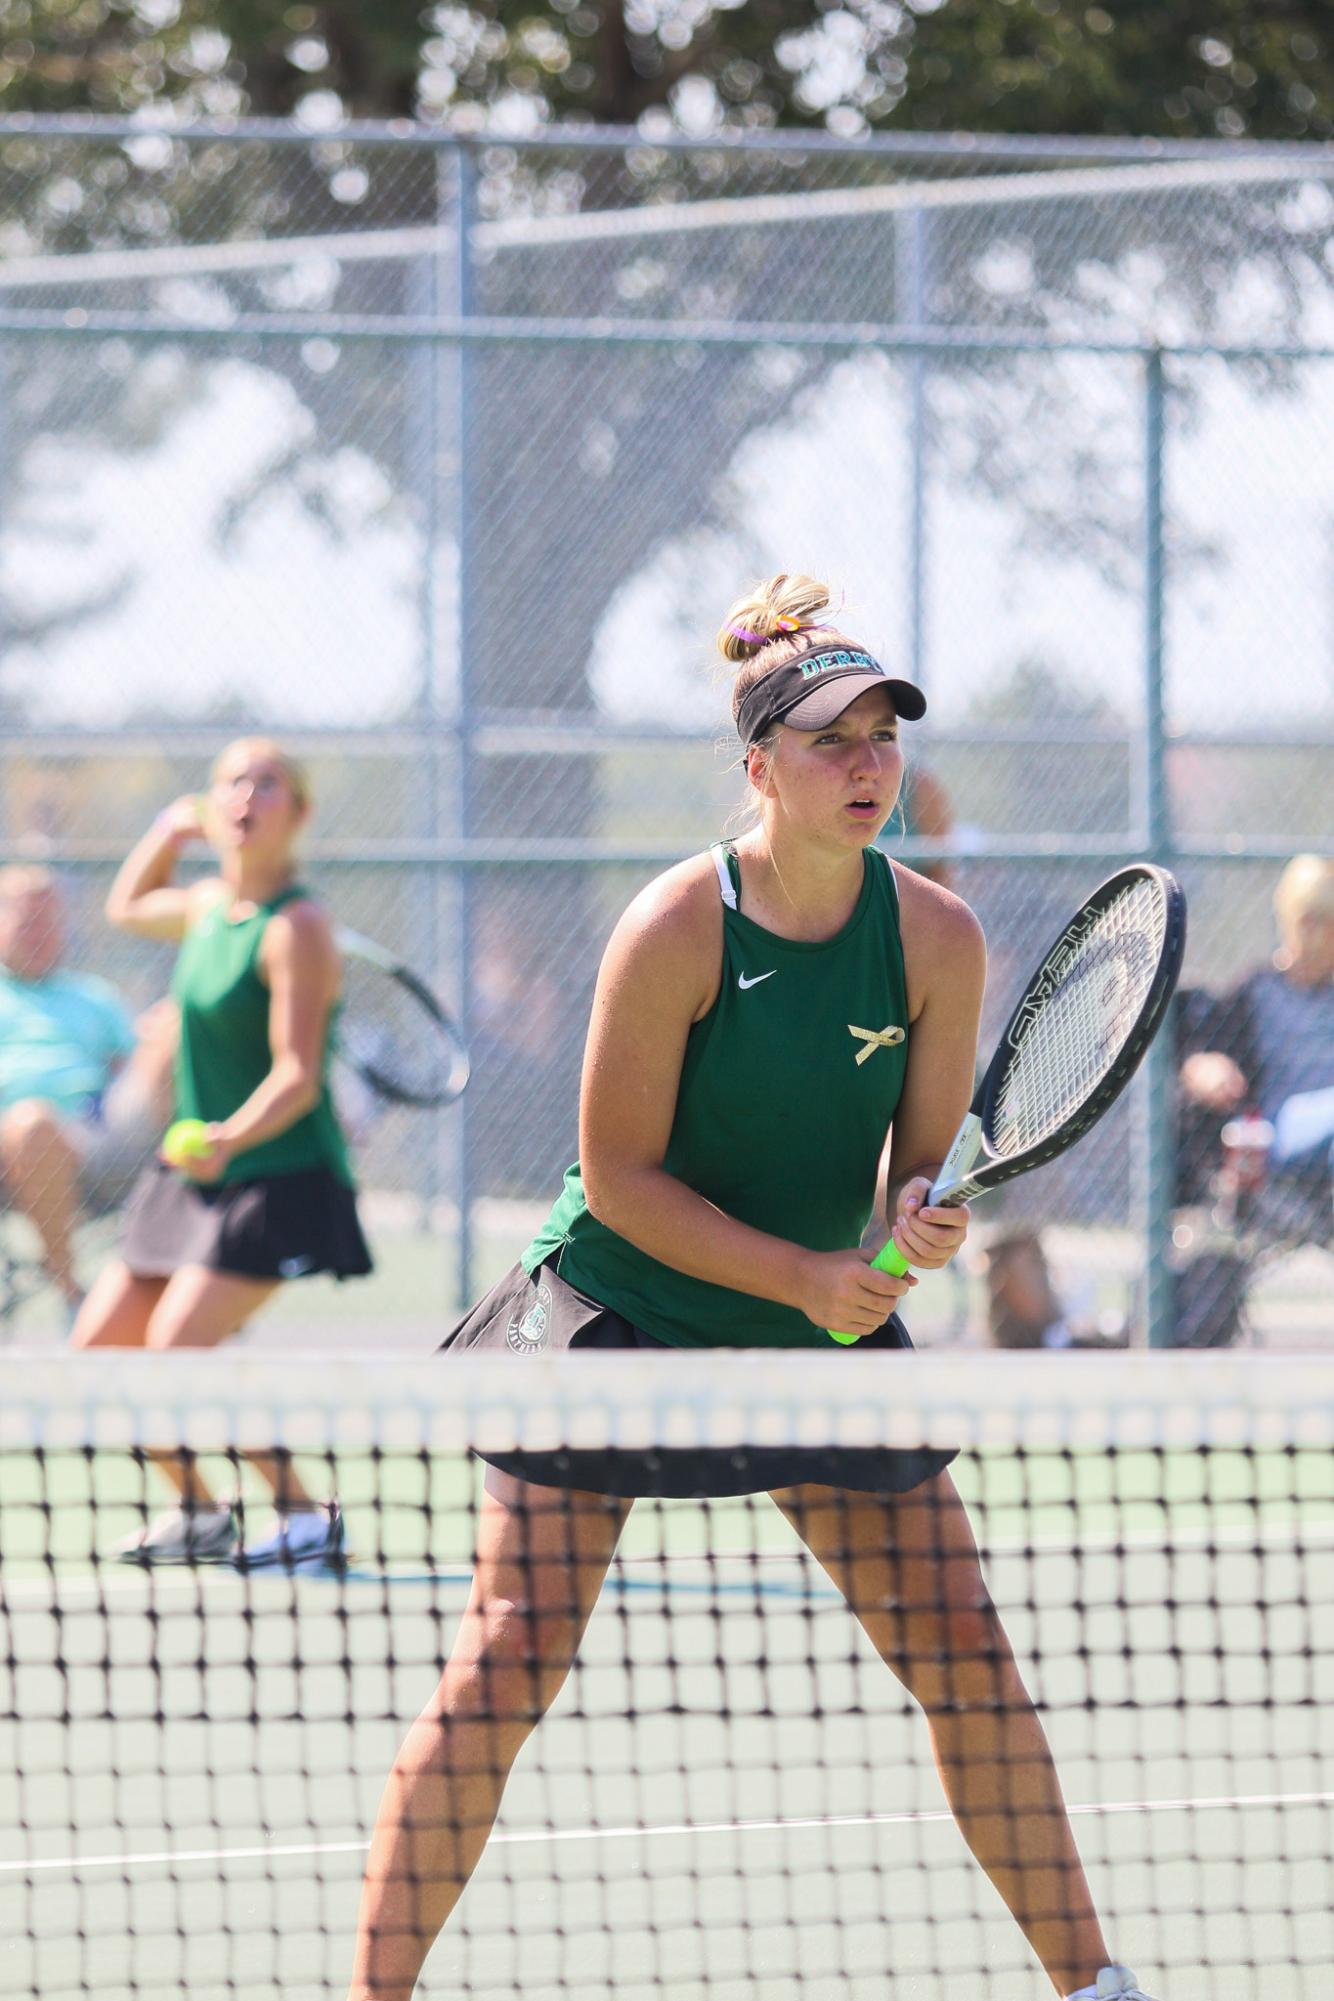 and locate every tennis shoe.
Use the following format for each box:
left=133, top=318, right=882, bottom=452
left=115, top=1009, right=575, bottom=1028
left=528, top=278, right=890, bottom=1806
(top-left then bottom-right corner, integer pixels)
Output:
left=1066, top=1970, right=1157, bottom=2000
left=235, top=1501, right=345, bottom=1574
left=115, top=1502, right=237, bottom=1566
